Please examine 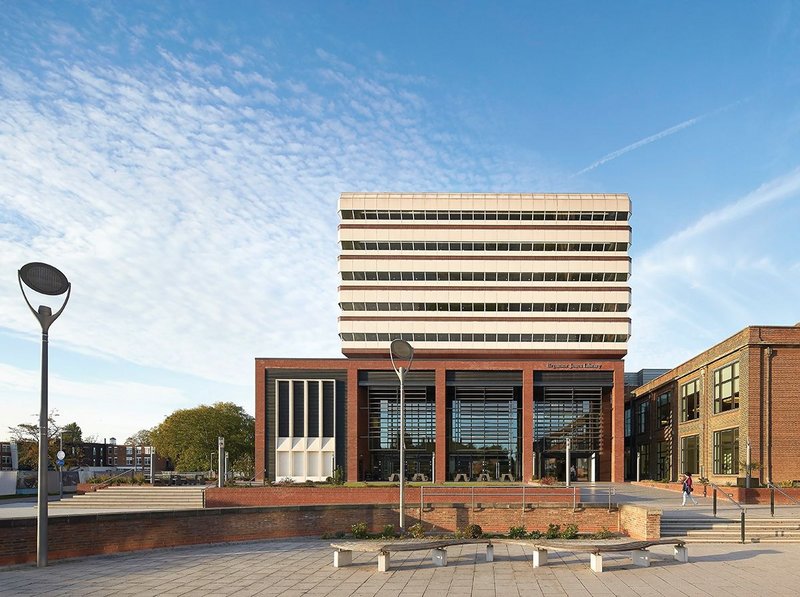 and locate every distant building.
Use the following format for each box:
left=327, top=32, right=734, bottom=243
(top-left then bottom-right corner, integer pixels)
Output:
left=0, top=441, right=16, bottom=471
left=257, top=192, right=632, bottom=483
left=630, top=324, right=800, bottom=485
left=9, top=438, right=168, bottom=472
